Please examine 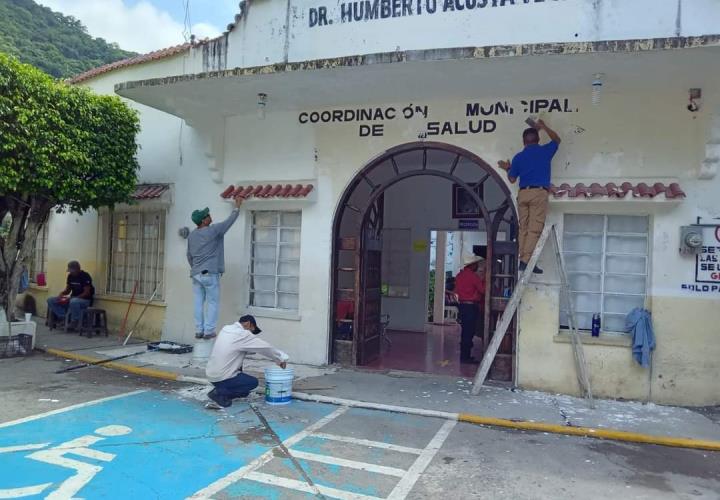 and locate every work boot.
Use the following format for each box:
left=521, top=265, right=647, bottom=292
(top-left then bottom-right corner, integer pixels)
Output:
left=519, top=262, right=543, bottom=274
left=195, top=332, right=204, bottom=339
left=203, top=331, right=217, bottom=339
